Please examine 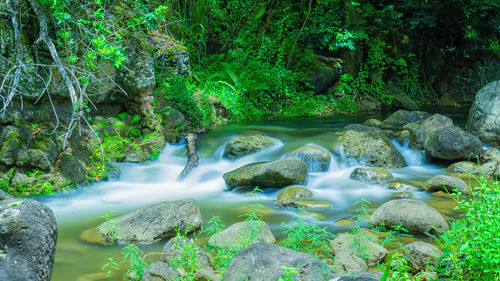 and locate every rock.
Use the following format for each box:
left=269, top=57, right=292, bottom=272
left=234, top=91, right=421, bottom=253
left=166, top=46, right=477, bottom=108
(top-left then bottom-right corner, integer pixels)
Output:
left=141, top=262, right=179, bottom=281
left=224, top=242, right=334, bottom=281
left=446, top=161, right=478, bottom=174
left=370, top=199, right=449, bottom=235
left=208, top=221, right=275, bottom=250
left=476, top=161, right=500, bottom=179
left=397, top=130, right=412, bottom=145
left=404, top=241, right=442, bottom=272
left=390, top=191, right=414, bottom=199
left=342, top=124, right=393, bottom=138
left=330, top=232, right=388, bottom=266
left=277, top=186, right=313, bottom=202
left=27, top=149, right=51, bottom=170
left=338, top=130, right=406, bottom=168
left=277, top=199, right=332, bottom=208
left=364, top=119, right=384, bottom=127
left=96, top=199, right=202, bottom=243
left=308, top=55, right=342, bottom=94
left=358, top=96, right=382, bottom=112
left=193, top=268, right=221, bottom=281
left=0, top=198, right=57, bottom=281
left=139, top=133, right=166, bottom=160
left=333, top=253, right=369, bottom=274
left=422, top=175, right=471, bottom=194
left=0, top=125, right=30, bottom=167
left=161, top=237, right=212, bottom=269
left=223, top=132, right=276, bottom=159
left=349, top=168, right=393, bottom=184
left=0, top=189, right=13, bottom=200
left=382, top=110, right=430, bottom=129
left=391, top=93, right=419, bottom=111
left=424, top=125, right=483, bottom=162
left=223, top=158, right=307, bottom=189
left=466, top=81, right=500, bottom=148
left=329, top=271, right=382, bottom=281
left=481, top=147, right=500, bottom=163
left=388, top=182, right=414, bottom=191
left=156, top=45, right=190, bottom=77
left=408, top=114, right=453, bottom=149
left=58, top=151, right=87, bottom=185
left=289, top=145, right=331, bottom=172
